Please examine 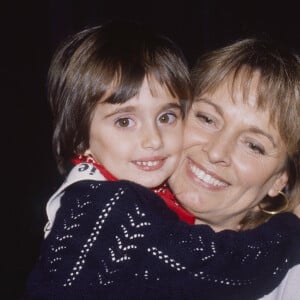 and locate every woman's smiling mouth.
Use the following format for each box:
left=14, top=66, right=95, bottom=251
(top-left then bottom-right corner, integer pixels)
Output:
left=188, top=159, right=229, bottom=188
